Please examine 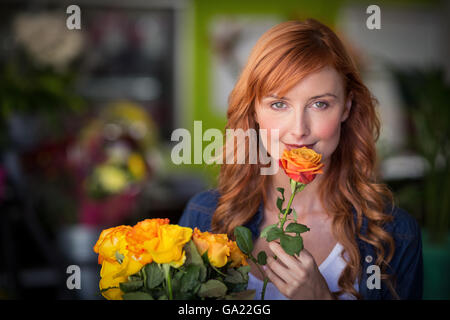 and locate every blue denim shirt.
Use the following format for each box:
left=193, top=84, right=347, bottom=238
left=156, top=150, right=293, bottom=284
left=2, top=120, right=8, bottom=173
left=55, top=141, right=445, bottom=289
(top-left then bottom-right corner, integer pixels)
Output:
left=178, top=189, right=423, bottom=300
